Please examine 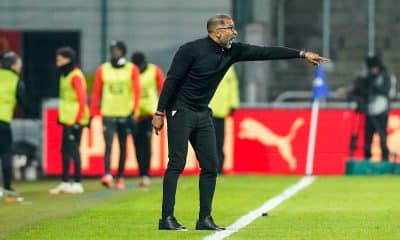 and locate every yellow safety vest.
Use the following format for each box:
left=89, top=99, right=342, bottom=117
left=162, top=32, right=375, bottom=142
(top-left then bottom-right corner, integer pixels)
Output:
left=101, top=62, right=135, bottom=117
left=136, top=64, right=159, bottom=117
left=209, top=66, right=240, bottom=118
left=0, top=69, right=18, bottom=123
left=59, top=68, right=89, bottom=125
